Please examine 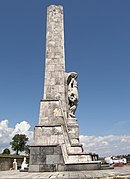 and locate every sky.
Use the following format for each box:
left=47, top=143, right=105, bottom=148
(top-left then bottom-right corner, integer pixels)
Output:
left=0, top=0, right=130, bottom=157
